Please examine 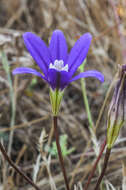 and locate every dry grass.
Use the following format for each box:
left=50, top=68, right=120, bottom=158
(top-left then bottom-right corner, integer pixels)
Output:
left=0, top=0, right=126, bottom=189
